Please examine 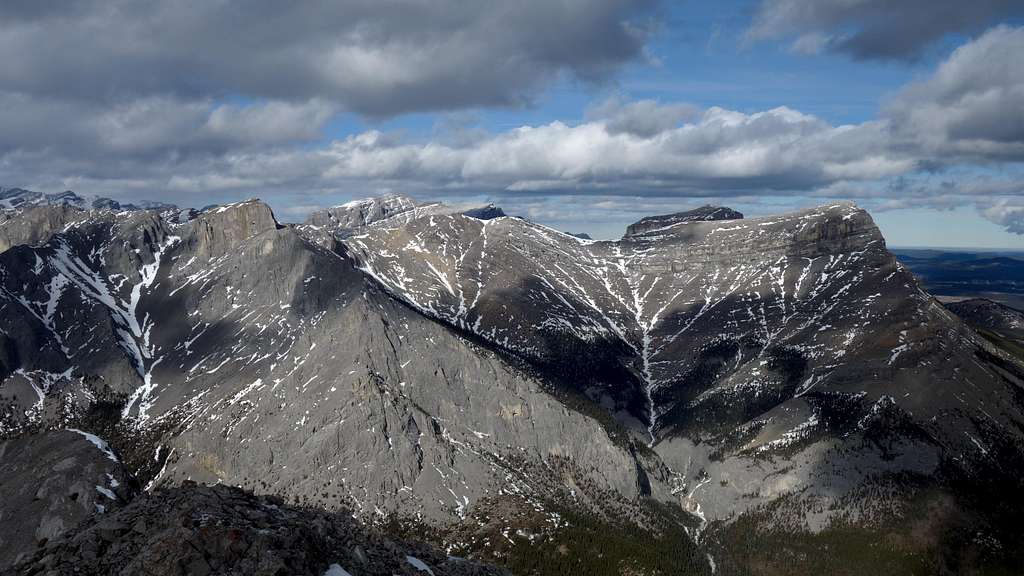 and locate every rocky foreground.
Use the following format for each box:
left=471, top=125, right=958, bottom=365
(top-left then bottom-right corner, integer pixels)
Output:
left=4, top=481, right=504, bottom=576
